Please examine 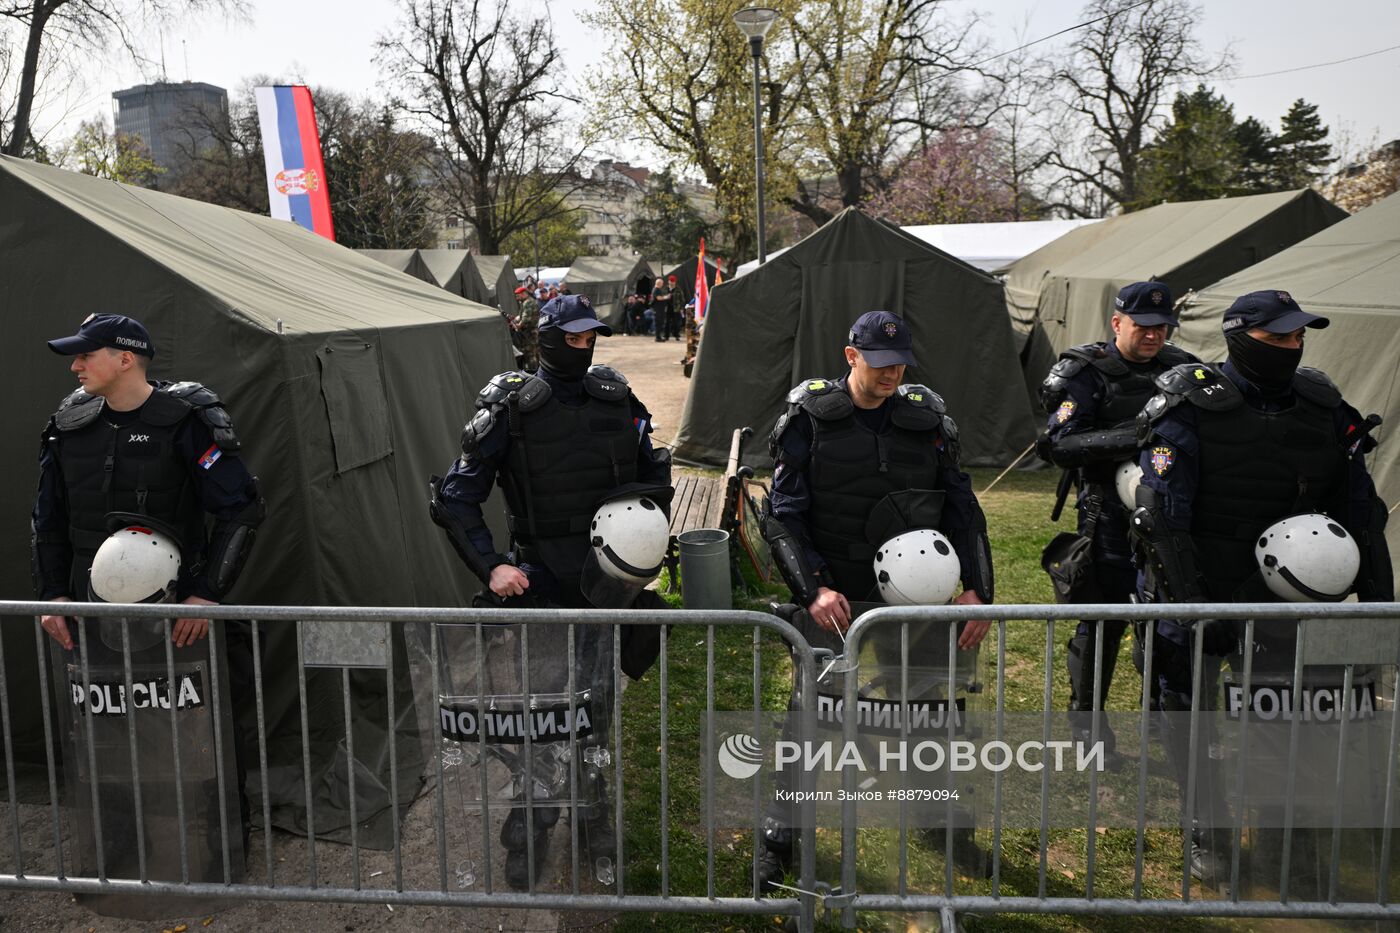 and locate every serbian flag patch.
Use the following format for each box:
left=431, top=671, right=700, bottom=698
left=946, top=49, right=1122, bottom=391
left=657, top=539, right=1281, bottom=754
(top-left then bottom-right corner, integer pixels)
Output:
left=198, top=445, right=223, bottom=470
